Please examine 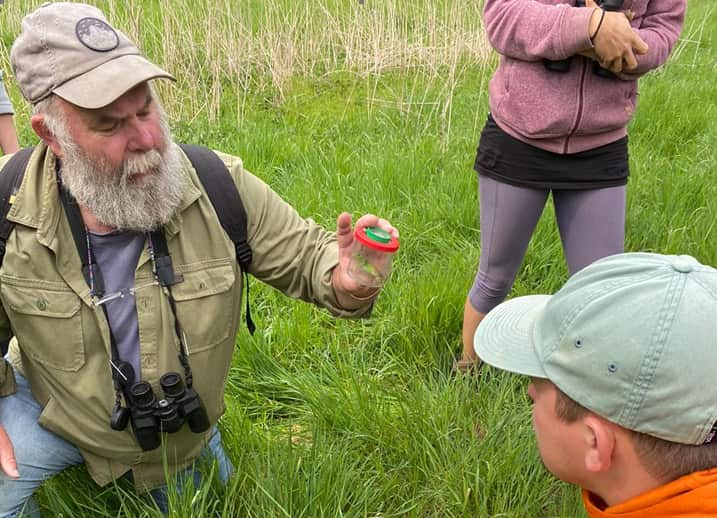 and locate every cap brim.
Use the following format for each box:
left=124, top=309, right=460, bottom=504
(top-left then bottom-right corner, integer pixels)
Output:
left=473, top=294, right=551, bottom=378
left=53, top=54, right=175, bottom=109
